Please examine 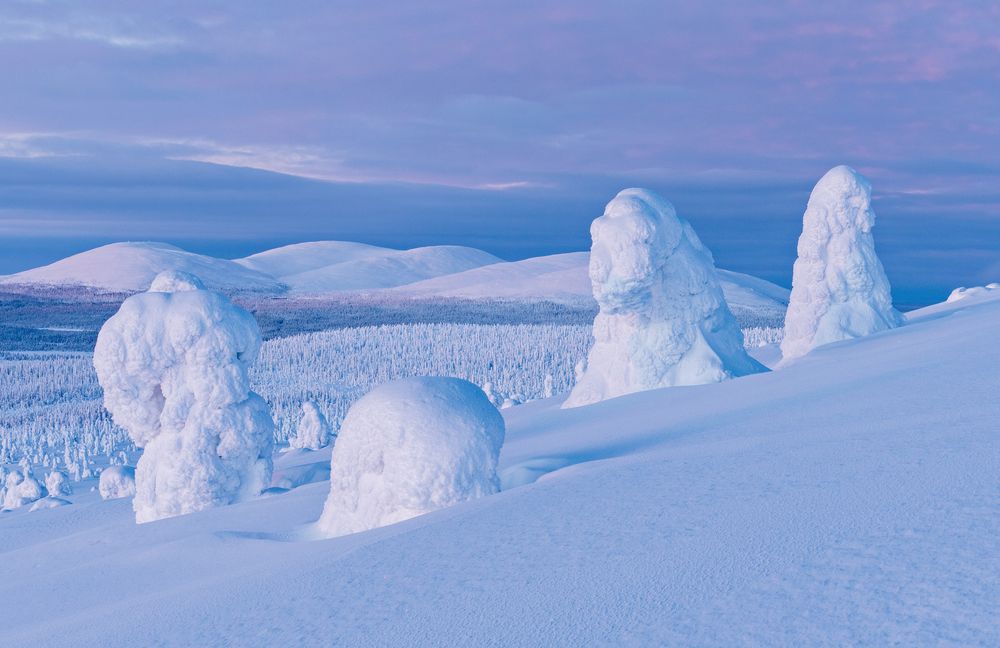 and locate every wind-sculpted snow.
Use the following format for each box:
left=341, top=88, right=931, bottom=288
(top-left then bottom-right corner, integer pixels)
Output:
left=92, top=271, right=274, bottom=523
left=318, top=377, right=504, bottom=537
left=565, top=188, right=765, bottom=408
left=781, top=166, right=903, bottom=362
